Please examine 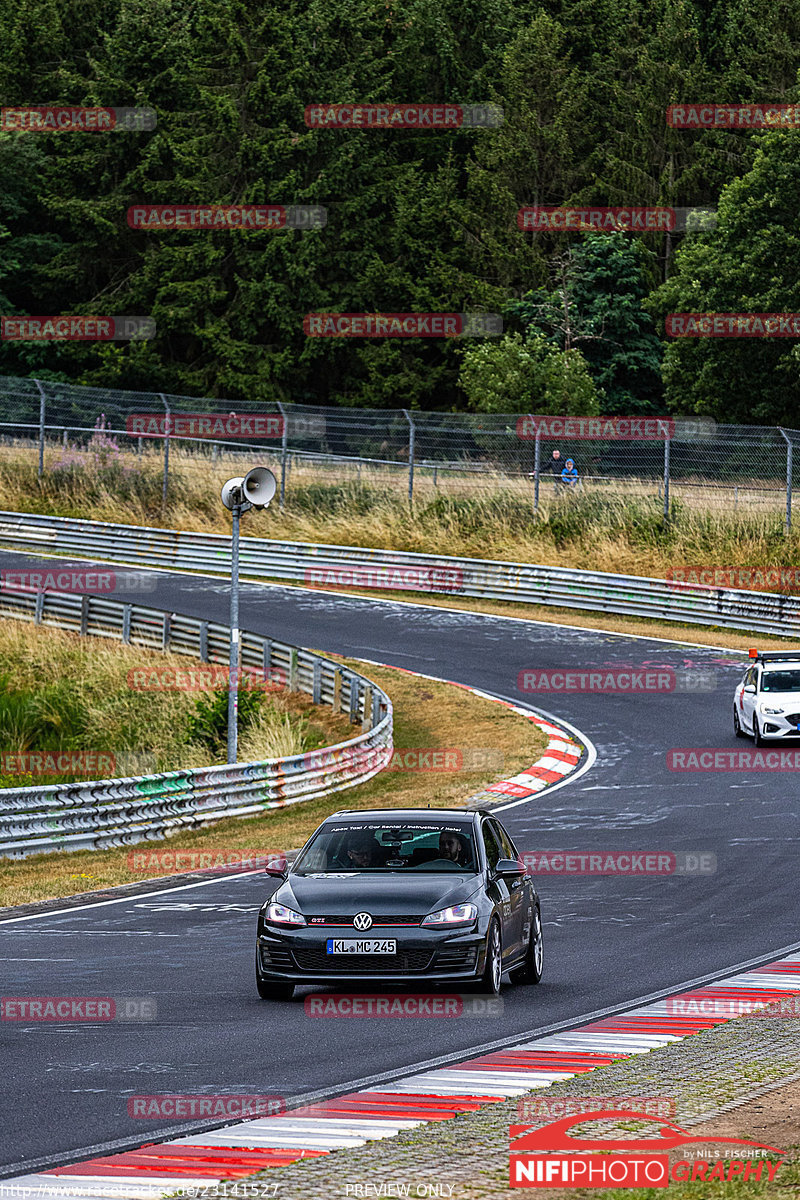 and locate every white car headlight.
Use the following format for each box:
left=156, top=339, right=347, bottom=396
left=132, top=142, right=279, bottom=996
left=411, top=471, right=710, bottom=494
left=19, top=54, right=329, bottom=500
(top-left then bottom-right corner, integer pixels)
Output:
left=421, top=903, right=478, bottom=926
left=760, top=705, right=785, bottom=715
left=265, top=902, right=306, bottom=925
